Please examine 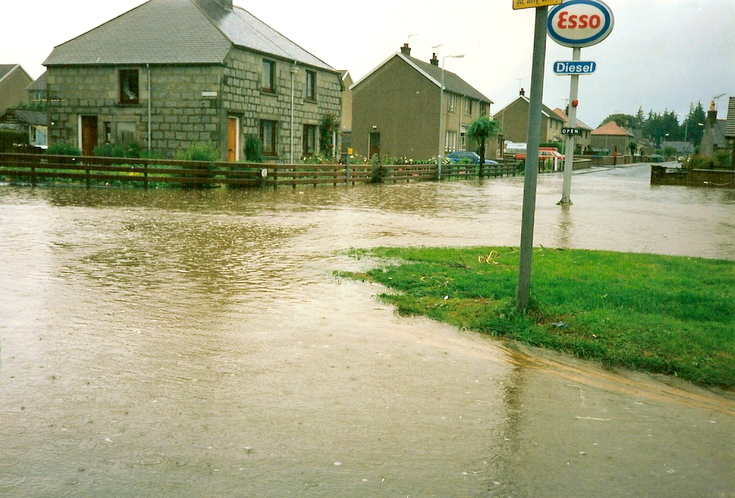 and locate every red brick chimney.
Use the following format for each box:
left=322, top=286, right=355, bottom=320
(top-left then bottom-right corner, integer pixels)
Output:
left=430, top=53, right=439, bottom=66
left=400, top=43, right=411, bottom=57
